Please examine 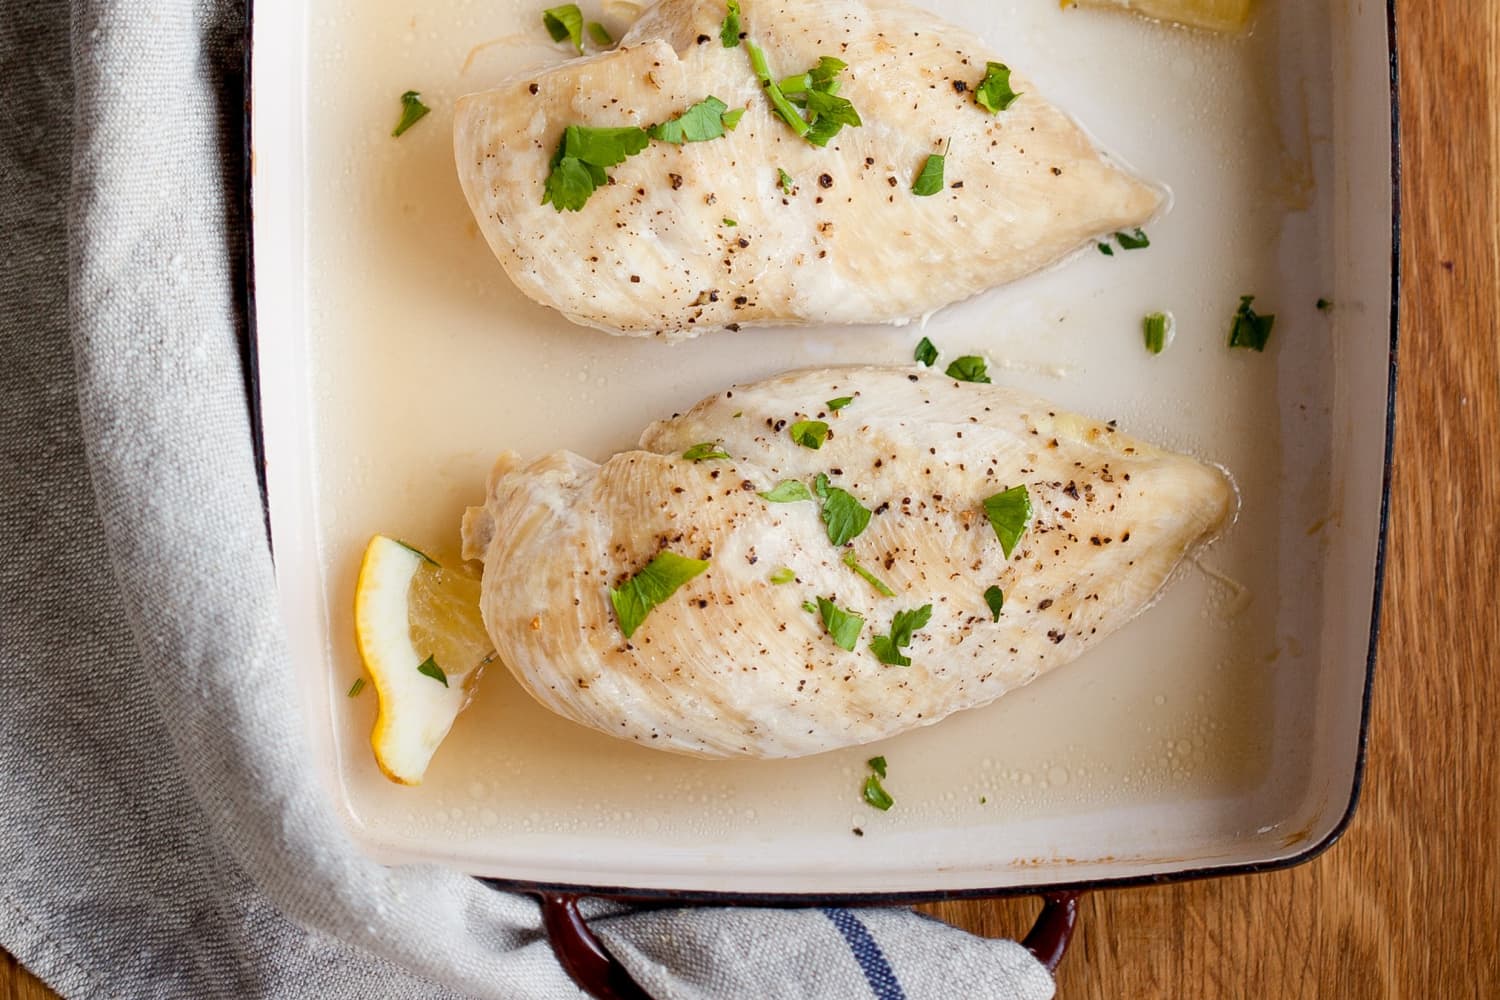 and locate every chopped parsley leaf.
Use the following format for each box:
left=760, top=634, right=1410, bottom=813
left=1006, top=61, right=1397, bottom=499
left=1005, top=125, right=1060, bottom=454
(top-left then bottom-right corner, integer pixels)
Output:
left=721, top=0, right=742, bottom=47
left=587, top=21, right=612, bottom=46
left=722, top=217, right=738, bottom=226
left=542, top=124, right=651, bottom=212
left=983, top=485, right=1032, bottom=559
left=867, top=755, right=887, bottom=778
left=722, top=107, right=745, bottom=130
left=416, top=656, right=449, bottom=687
left=778, top=167, right=795, bottom=193
left=770, top=567, right=796, bottom=585
left=347, top=677, right=366, bottom=697
left=542, top=5, right=584, bottom=52
left=983, top=585, right=1005, bottom=621
left=1116, top=228, right=1151, bottom=250
left=974, top=62, right=1021, bottom=114
left=869, top=604, right=932, bottom=666
left=802, top=600, right=818, bottom=614
left=649, top=95, right=740, bottom=144
left=914, top=336, right=939, bottom=366
left=912, top=148, right=946, bottom=196
left=789, top=419, right=830, bottom=449
left=746, top=41, right=810, bottom=137
left=1229, top=295, right=1275, bottom=351
left=801, top=89, right=862, bottom=146
left=391, top=91, right=430, bottom=137
left=843, top=550, right=895, bottom=597
left=944, top=355, right=990, bottom=383
left=782, top=56, right=849, bottom=97
left=815, top=473, right=872, bottom=547
left=826, top=396, right=854, bottom=411
left=1098, top=242, right=1115, bottom=256
left=743, top=38, right=860, bottom=145
left=1316, top=297, right=1333, bottom=312
left=759, top=479, right=813, bottom=503
left=863, top=774, right=894, bottom=810
left=1144, top=312, right=1170, bottom=355
left=682, top=442, right=730, bottom=462
left=817, top=596, right=865, bottom=651
left=609, top=551, right=710, bottom=639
